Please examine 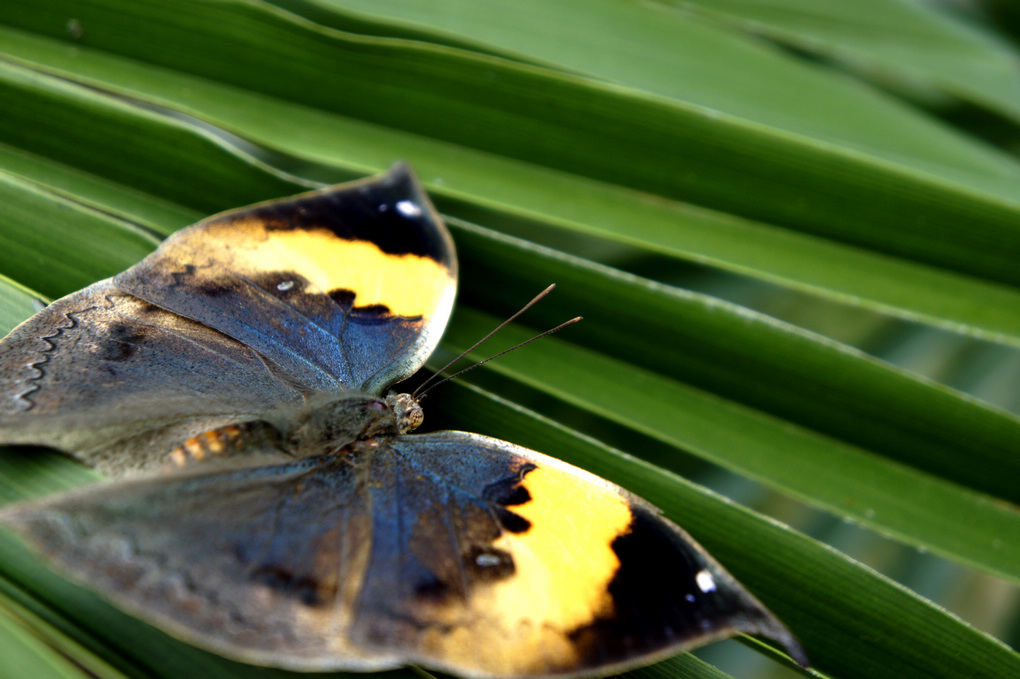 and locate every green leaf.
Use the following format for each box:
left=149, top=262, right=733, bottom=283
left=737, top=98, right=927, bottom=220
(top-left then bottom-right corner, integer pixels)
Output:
left=0, top=171, right=159, bottom=297
left=3, top=6, right=1020, bottom=350
left=0, top=2, right=1018, bottom=678
left=284, top=0, right=1020, bottom=167
left=0, top=583, right=131, bottom=679
left=0, top=275, right=43, bottom=335
left=449, top=221, right=1020, bottom=507
left=2, top=0, right=1020, bottom=287
left=676, top=0, right=1020, bottom=122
